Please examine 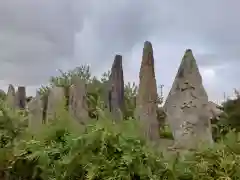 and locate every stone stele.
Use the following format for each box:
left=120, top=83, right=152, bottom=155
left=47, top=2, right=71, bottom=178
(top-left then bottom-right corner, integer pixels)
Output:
left=164, top=49, right=213, bottom=149
left=108, top=54, right=125, bottom=121
left=135, top=41, right=159, bottom=141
